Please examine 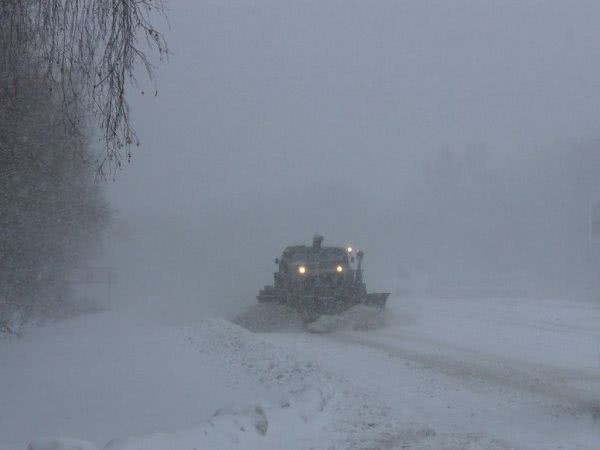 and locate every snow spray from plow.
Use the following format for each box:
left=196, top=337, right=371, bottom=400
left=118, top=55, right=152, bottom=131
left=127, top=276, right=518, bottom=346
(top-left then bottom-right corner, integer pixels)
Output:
left=233, top=303, right=390, bottom=334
